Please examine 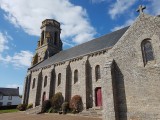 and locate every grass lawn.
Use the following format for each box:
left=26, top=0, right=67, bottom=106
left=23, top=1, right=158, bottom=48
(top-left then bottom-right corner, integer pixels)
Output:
left=0, top=109, right=19, bottom=114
